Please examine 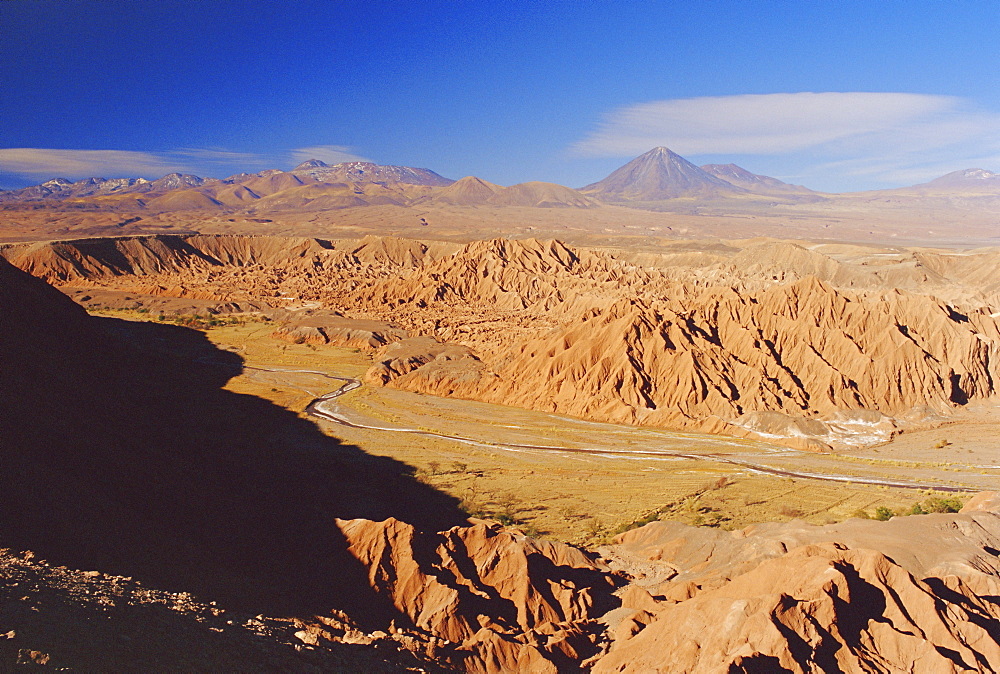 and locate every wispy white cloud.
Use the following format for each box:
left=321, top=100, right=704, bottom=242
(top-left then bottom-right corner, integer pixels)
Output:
left=0, top=148, right=188, bottom=178
left=0, top=147, right=270, bottom=179
left=0, top=145, right=371, bottom=183
left=169, top=147, right=270, bottom=167
left=574, top=93, right=1000, bottom=189
left=288, top=145, right=370, bottom=166
left=574, top=93, right=990, bottom=155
